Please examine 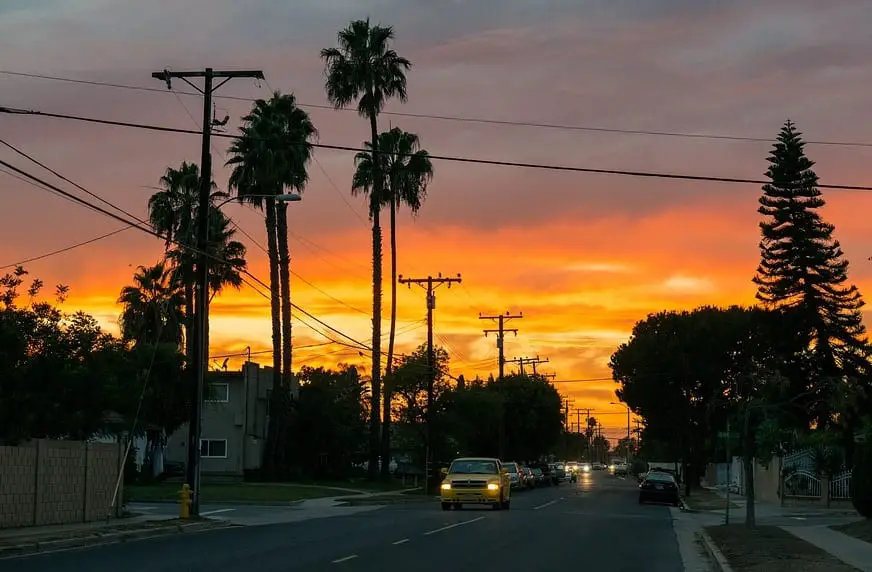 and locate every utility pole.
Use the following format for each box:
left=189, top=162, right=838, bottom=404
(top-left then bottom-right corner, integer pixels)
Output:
left=398, top=273, right=461, bottom=495
left=542, top=373, right=556, bottom=381
left=152, top=67, right=264, bottom=517
left=479, top=311, right=522, bottom=381
left=506, top=355, right=547, bottom=376
left=531, top=357, right=549, bottom=375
